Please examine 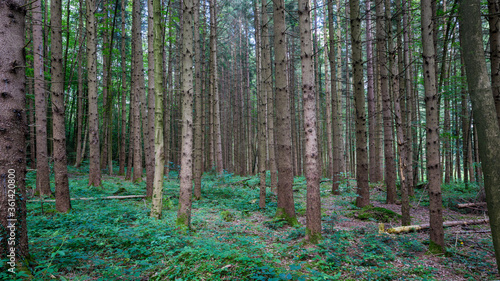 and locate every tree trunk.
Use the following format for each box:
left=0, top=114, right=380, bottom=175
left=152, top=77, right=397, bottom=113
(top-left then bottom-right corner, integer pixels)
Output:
left=328, top=0, right=341, bottom=194
left=210, top=0, right=223, bottom=175
left=119, top=0, right=128, bottom=176
left=299, top=0, right=321, bottom=243
left=377, top=0, right=396, bottom=203
left=146, top=0, right=155, bottom=197
left=366, top=0, right=378, bottom=183
left=351, top=0, right=369, bottom=208
left=87, top=0, right=101, bottom=187
left=33, top=0, right=51, bottom=195
left=488, top=0, right=500, bottom=129
left=194, top=0, right=203, bottom=200
left=422, top=0, right=444, bottom=253
left=150, top=0, right=165, bottom=219
left=132, top=0, right=144, bottom=183
left=75, top=0, right=85, bottom=168
left=177, top=0, right=195, bottom=229
left=273, top=0, right=298, bottom=226
left=0, top=0, right=30, bottom=260
left=51, top=0, right=71, bottom=212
